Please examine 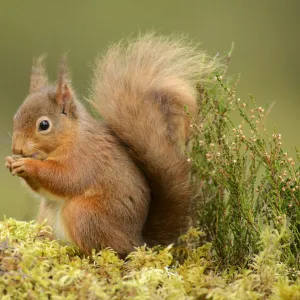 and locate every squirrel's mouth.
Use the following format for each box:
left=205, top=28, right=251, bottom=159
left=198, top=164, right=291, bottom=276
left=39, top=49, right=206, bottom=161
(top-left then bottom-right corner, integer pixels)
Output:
left=22, top=152, right=46, bottom=160
left=19, top=152, right=36, bottom=159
